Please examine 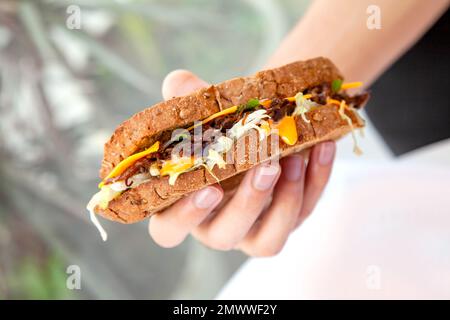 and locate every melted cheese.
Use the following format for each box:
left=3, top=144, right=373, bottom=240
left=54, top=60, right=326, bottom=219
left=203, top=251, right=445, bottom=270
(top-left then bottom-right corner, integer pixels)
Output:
left=160, top=156, right=195, bottom=185
left=86, top=185, right=122, bottom=242
left=275, top=116, right=298, bottom=145
left=205, top=149, right=227, bottom=170
left=260, top=99, right=272, bottom=107
left=260, top=120, right=271, bottom=135
left=99, top=141, right=160, bottom=188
